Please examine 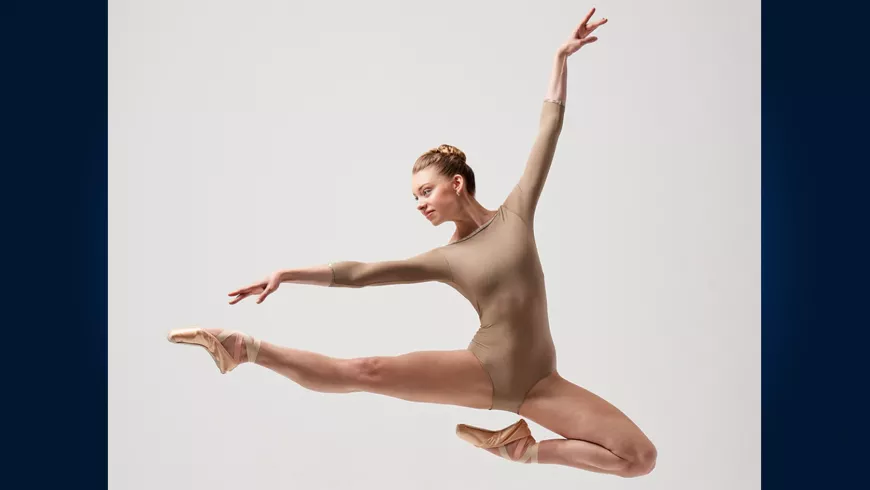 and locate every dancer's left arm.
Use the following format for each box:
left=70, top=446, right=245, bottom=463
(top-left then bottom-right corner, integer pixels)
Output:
left=502, top=8, right=607, bottom=224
